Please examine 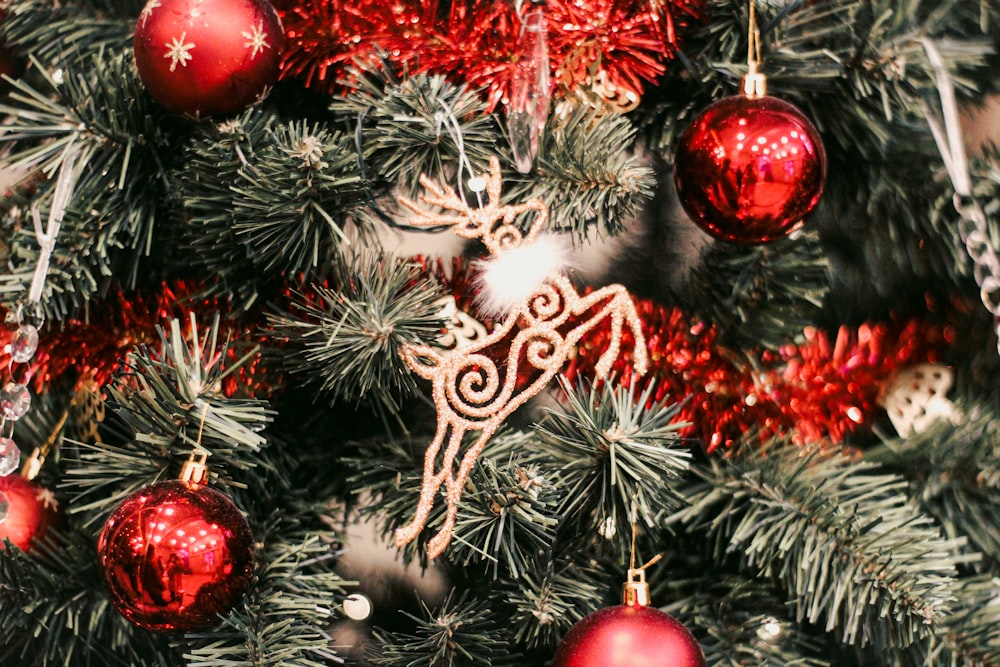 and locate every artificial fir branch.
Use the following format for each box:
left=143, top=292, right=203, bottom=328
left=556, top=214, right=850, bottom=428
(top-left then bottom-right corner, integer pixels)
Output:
left=0, top=52, right=170, bottom=316
left=666, top=442, right=964, bottom=649
left=924, top=573, right=1000, bottom=667
left=172, top=110, right=373, bottom=286
left=664, top=576, right=833, bottom=666
left=0, top=0, right=134, bottom=72
left=866, top=396, right=1000, bottom=568
left=522, top=105, right=656, bottom=239
left=331, top=69, right=498, bottom=198
left=535, top=377, right=691, bottom=551
left=677, top=229, right=829, bottom=349
left=369, top=589, right=518, bottom=666
left=228, top=120, right=368, bottom=276
left=0, top=530, right=180, bottom=667
left=61, top=315, right=273, bottom=529
left=172, top=110, right=268, bottom=306
left=446, top=454, right=560, bottom=580
left=267, top=250, right=445, bottom=414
